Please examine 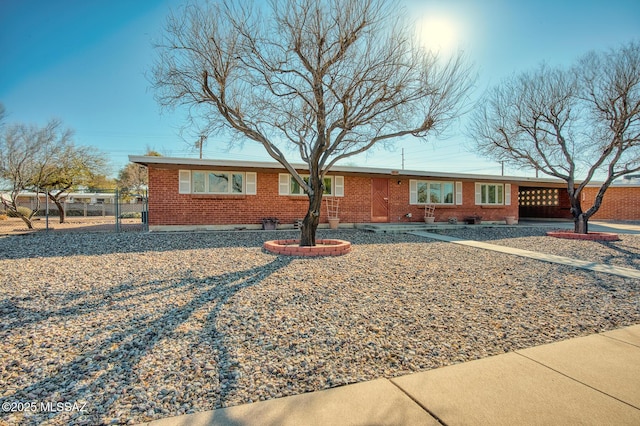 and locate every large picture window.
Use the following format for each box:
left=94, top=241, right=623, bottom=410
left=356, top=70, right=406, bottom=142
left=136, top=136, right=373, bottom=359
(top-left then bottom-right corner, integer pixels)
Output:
left=414, top=181, right=455, bottom=204
left=192, top=171, right=245, bottom=194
